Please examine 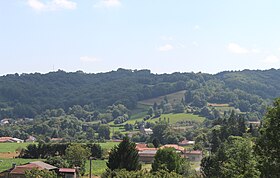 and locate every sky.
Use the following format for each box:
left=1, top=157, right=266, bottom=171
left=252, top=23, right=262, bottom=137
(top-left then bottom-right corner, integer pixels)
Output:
left=1, top=0, right=280, bottom=75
